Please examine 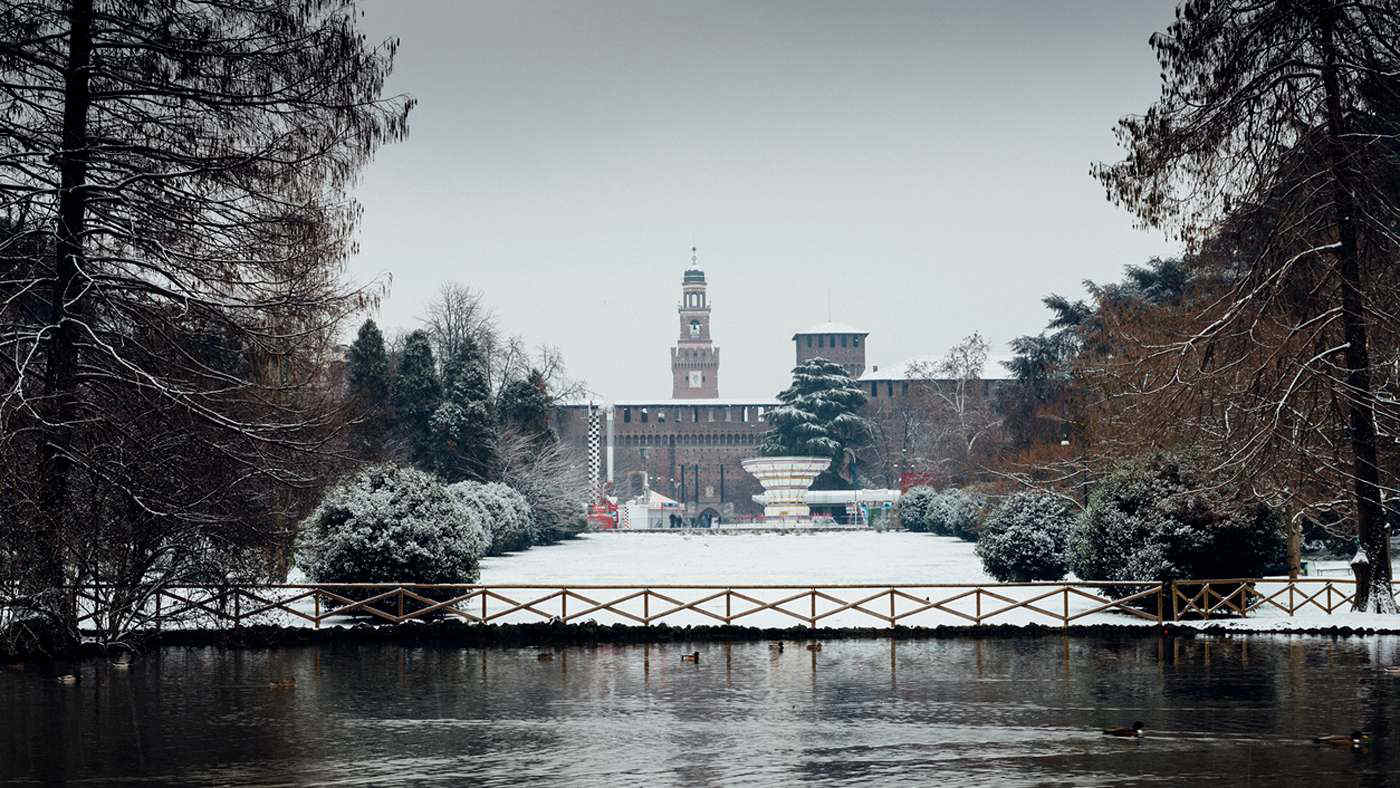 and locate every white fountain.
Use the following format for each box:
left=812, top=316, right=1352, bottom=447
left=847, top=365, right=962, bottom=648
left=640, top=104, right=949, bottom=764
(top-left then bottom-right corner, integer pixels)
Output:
left=740, top=456, right=831, bottom=520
